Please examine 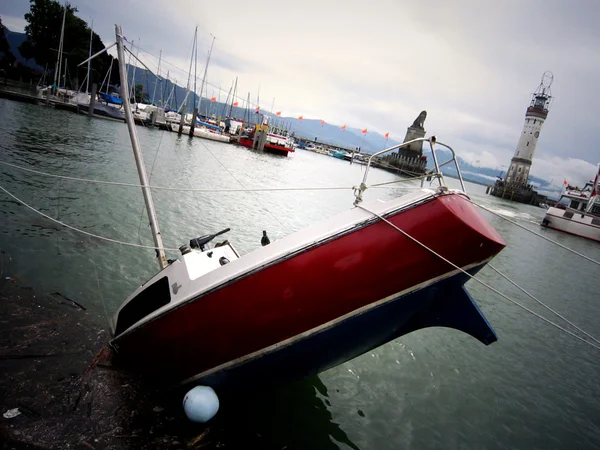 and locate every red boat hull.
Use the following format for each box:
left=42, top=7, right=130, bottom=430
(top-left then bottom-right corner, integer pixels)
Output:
left=112, top=193, right=505, bottom=386
left=238, top=136, right=295, bottom=156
